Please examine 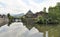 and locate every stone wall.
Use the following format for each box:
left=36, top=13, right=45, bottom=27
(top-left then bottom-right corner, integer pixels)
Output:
left=0, top=18, right=9, bottom=27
